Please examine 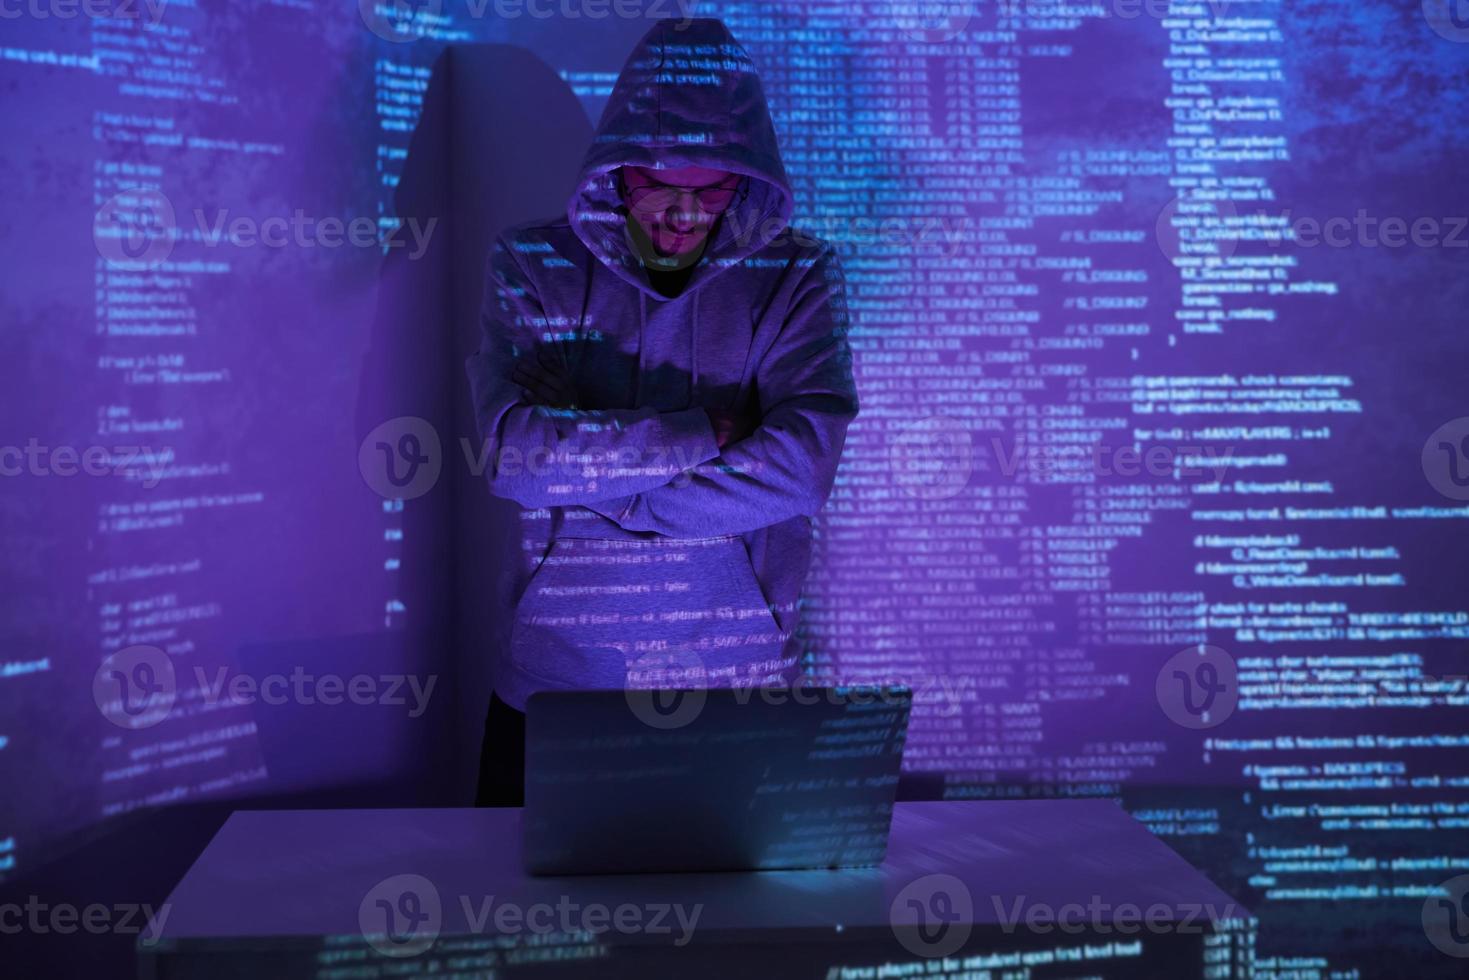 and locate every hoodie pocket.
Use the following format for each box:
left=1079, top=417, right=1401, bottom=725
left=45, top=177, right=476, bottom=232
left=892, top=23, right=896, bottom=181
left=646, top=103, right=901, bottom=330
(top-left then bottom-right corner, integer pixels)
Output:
left=507, top=534, right=789, bottom=691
